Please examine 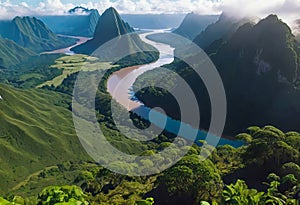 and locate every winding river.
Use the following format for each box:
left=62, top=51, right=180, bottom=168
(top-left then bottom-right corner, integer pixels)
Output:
left=107, top=30, right=244, bottom=147
left=44, top=31, right=243, bottom=147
